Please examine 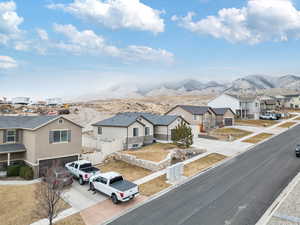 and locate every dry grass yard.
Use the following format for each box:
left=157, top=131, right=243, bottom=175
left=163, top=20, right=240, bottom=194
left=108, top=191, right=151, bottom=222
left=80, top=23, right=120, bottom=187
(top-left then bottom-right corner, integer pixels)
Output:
left=293, top=116, right=300, bottom=120
left=97, top=160, right=152, bottom=182
left=139, top=175, right=171, bottom=197
left=236, top=119, right=278, bottom=127
left=278, top=122, right=297, bottom=128
left=0, top=184, right=70, bottom=225
left=243, top=133, right=273, bottom=144
left=184, top=153, right=227, bottom=177
left=55, top=213, right=85, bottom=225
left=122, top=143, right=177, bottom=162
left=210, top=128, right=252, bottom=141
